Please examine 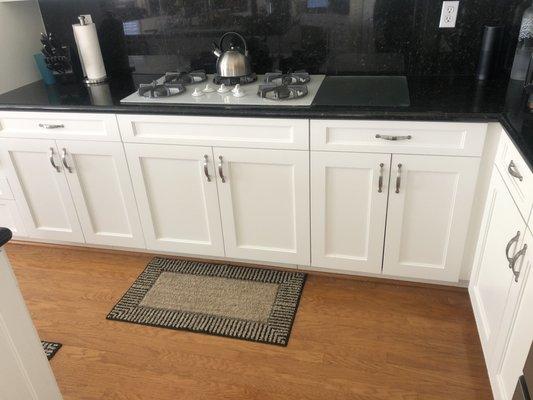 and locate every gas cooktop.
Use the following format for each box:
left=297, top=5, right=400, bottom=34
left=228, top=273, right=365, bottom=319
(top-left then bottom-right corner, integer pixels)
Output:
left=121, top=73, right=325, bottom=107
